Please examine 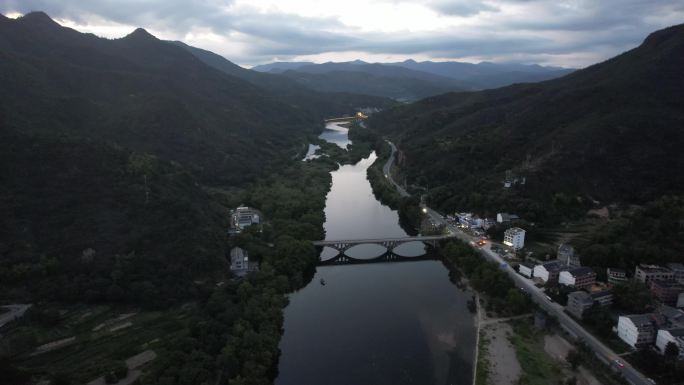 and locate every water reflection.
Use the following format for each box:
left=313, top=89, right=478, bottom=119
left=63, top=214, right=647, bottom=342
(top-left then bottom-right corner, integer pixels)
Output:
left=319, top=122, right=352, bottom=149
left=276, top=123, right=475, bottom=385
